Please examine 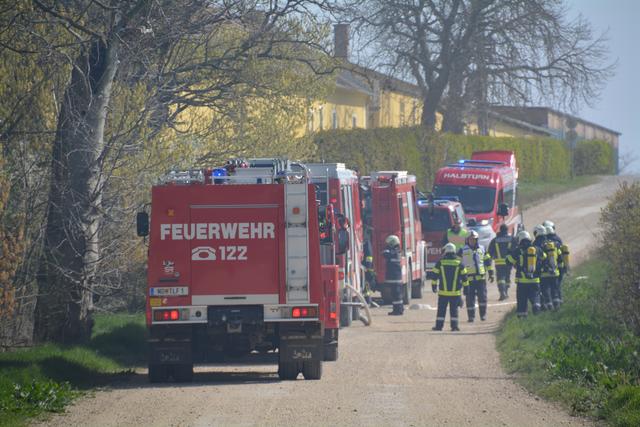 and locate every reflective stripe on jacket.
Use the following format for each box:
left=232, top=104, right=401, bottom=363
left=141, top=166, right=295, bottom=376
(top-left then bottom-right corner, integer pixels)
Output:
left=428, top=257, right=469, bottom=296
